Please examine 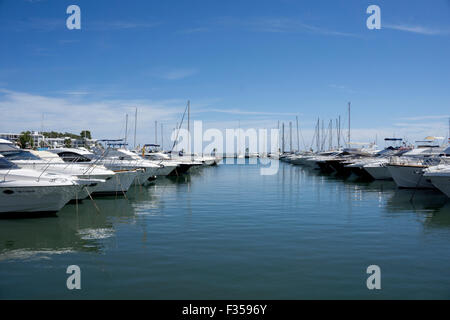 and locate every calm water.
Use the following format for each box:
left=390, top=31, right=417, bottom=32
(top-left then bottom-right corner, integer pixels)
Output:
left=1, top=160, right=450, bottom=299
